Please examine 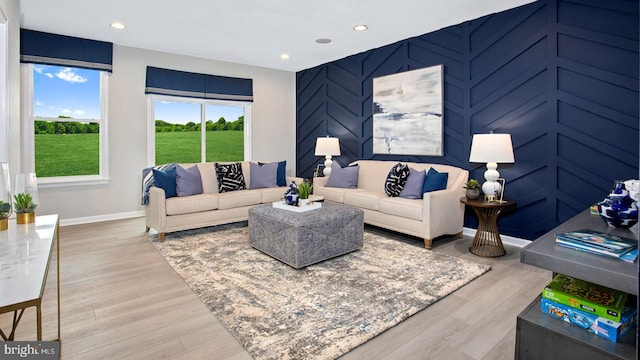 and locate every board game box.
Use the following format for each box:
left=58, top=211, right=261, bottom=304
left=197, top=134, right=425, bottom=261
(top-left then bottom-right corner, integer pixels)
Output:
left=542, top=274, right=628, bottom=322
left=540, top=297, right=637, bottom=342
